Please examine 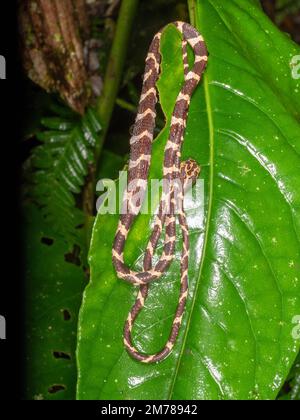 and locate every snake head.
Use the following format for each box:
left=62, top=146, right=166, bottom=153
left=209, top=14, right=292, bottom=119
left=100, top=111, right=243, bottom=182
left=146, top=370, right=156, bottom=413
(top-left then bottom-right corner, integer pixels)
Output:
left=180, top=159, right=201, bottom=188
